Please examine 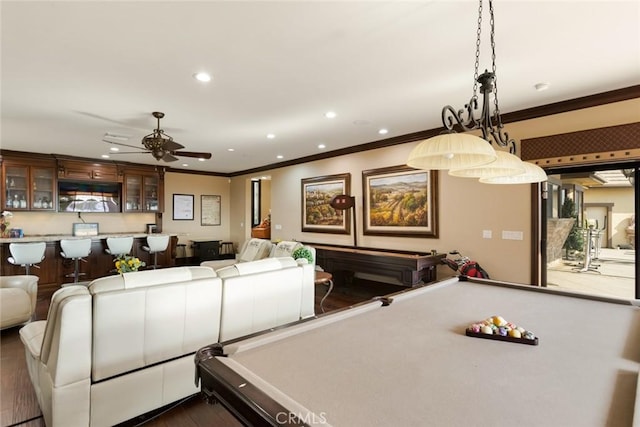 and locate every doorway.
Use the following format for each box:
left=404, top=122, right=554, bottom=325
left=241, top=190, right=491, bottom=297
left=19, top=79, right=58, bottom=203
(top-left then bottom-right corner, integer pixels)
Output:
left=542, top=164, right=638, bottom=299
